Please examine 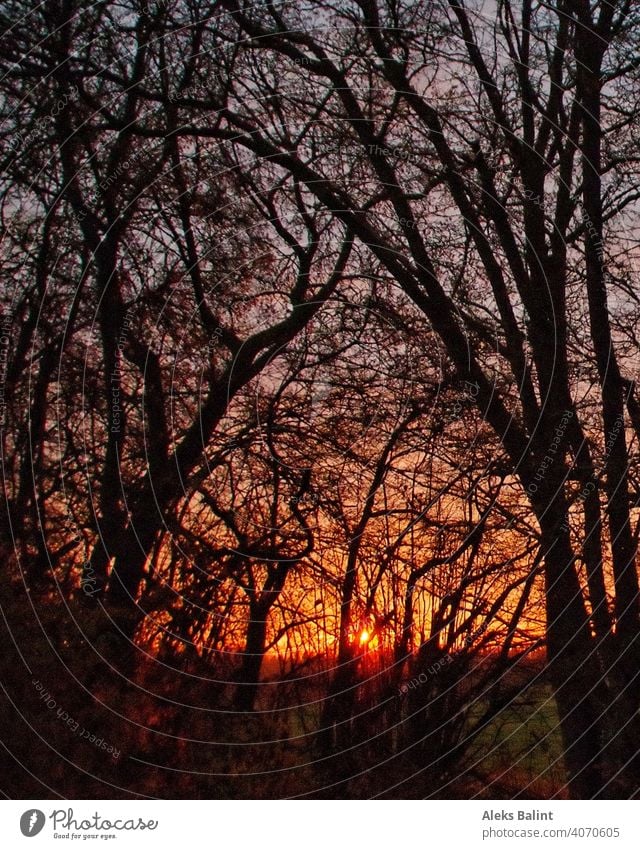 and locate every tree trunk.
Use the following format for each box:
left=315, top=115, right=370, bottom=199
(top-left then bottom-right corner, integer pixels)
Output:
left=534, top=464, right=606, bottom=797
left=234, top=606, right=269, bottom=713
